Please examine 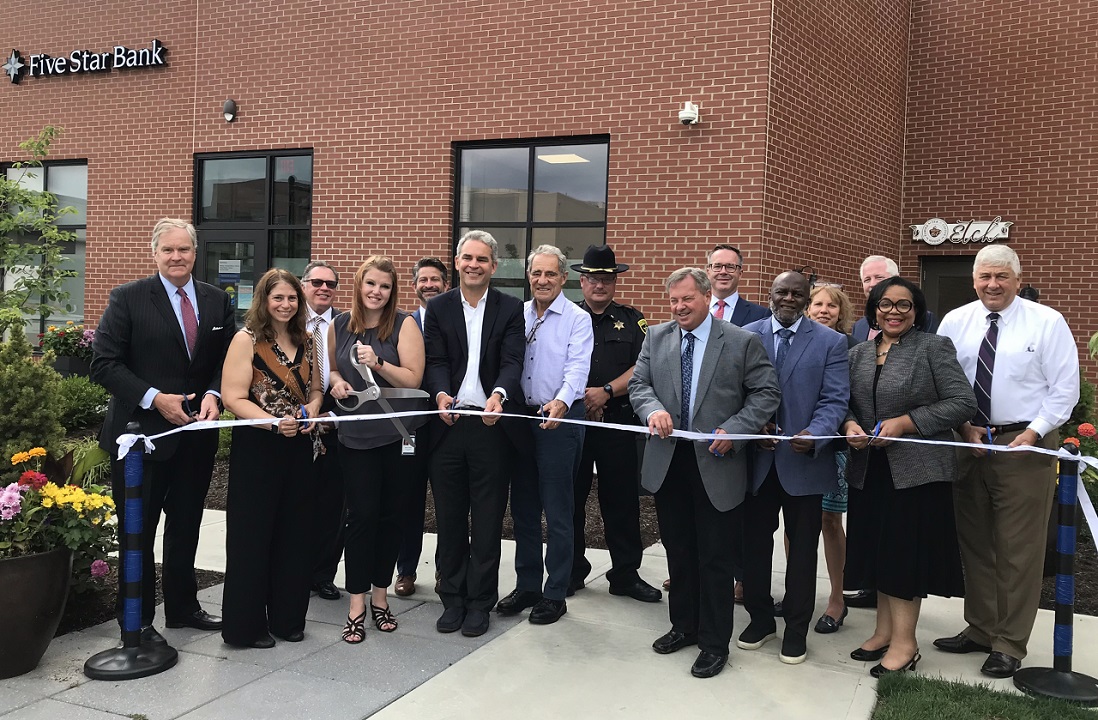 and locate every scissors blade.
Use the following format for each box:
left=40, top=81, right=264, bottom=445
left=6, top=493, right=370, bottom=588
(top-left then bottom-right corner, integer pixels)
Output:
left=375, top=396, right=414, bottom=442
left=376, top=388, right=430, bottom=399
